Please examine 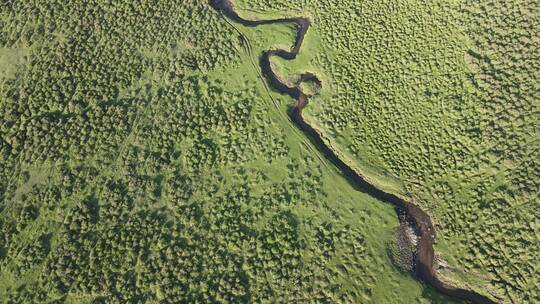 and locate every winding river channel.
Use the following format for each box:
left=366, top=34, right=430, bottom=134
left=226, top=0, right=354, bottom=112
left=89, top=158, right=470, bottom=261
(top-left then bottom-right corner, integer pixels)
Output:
left=210, top=1, right=496, bottom=303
